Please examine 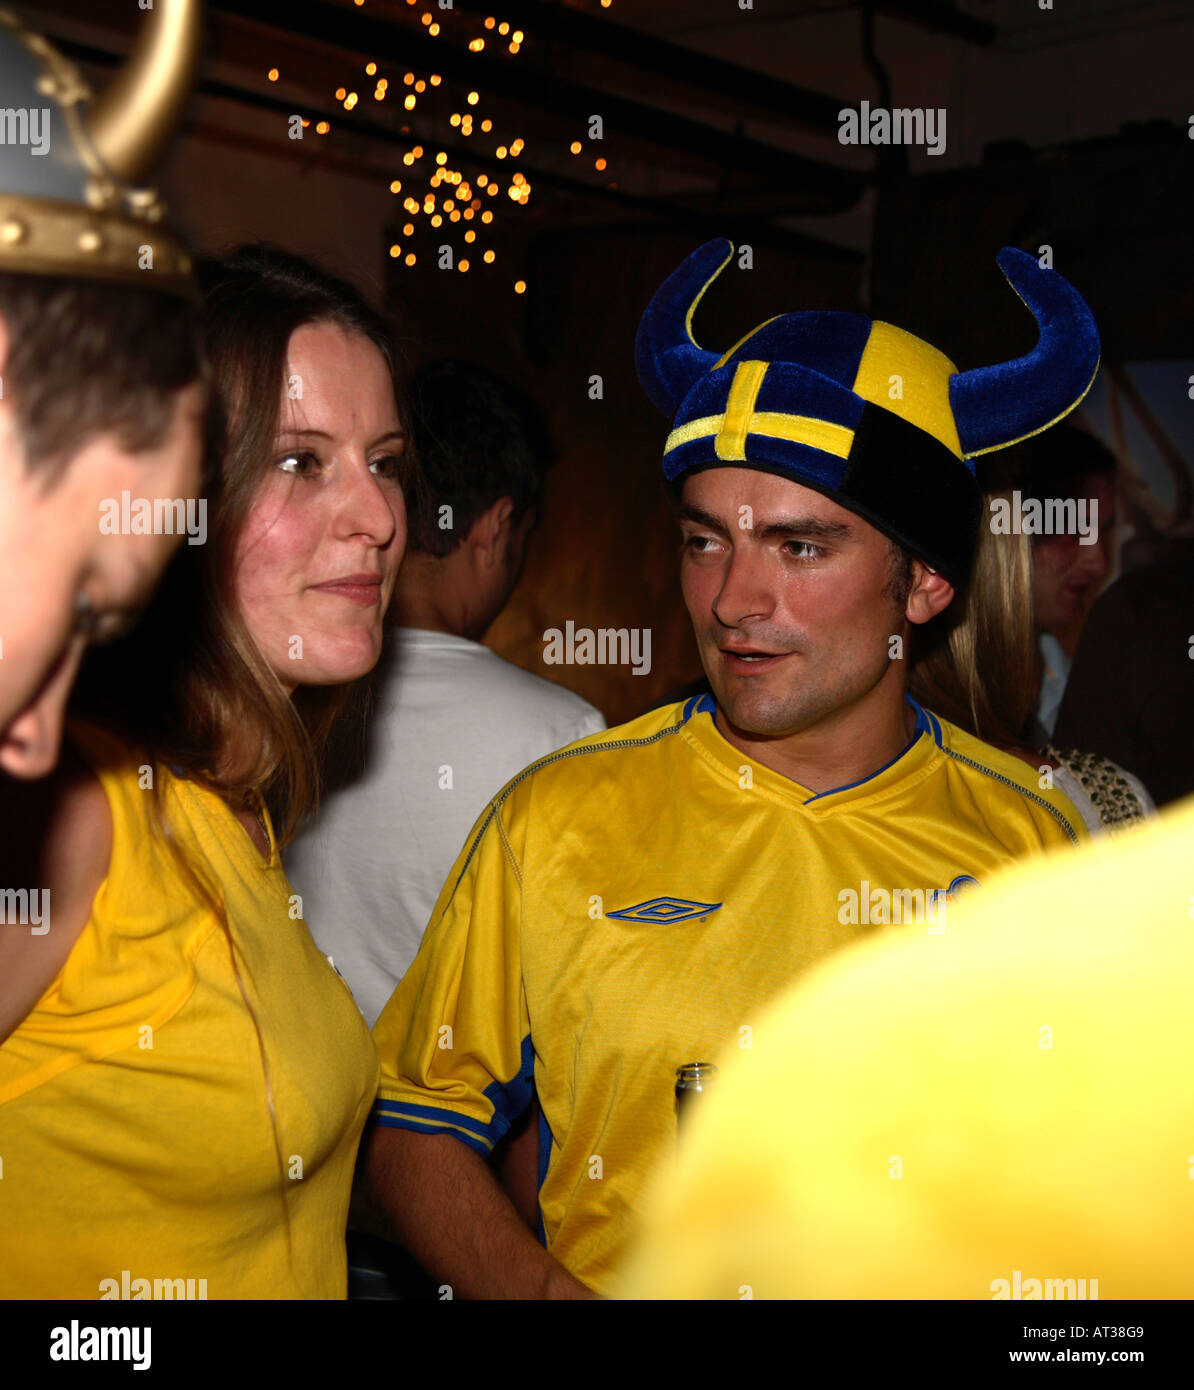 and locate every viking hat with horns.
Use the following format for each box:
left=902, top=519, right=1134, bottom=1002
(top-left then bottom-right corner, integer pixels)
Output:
left=0, top=0, right=202, bottom=296
left=635, top=240, right=1101, bottom=586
